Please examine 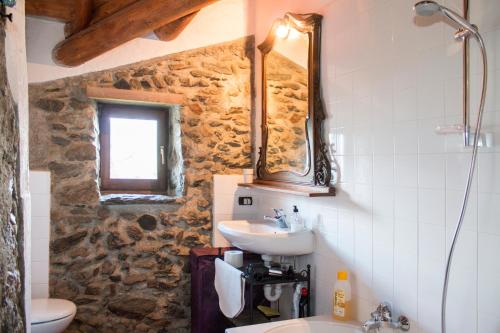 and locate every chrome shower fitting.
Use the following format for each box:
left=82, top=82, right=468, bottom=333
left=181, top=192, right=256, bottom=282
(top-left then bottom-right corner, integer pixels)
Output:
left=414, top=0, right=487, bottom=148
left=454, top=25, right=477, bottom=41
left=414, top=1, right=478, bottom=37
left=414, top=2, right=489, bottom=333
left=361, top=302, right=410, bottom=332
